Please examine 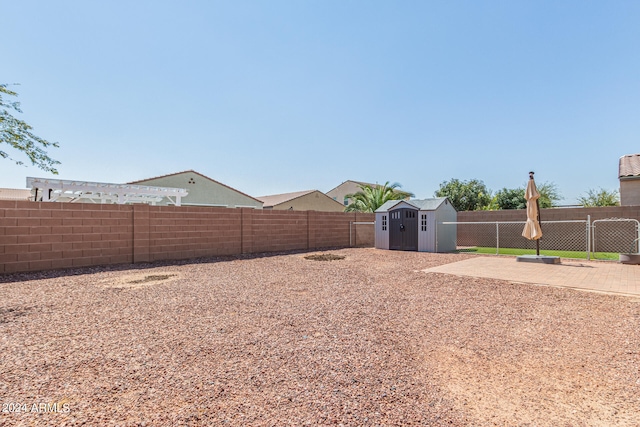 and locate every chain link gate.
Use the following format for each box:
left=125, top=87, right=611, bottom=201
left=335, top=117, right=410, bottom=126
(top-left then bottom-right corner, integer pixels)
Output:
left=591, top=218, right=640, bottom=259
